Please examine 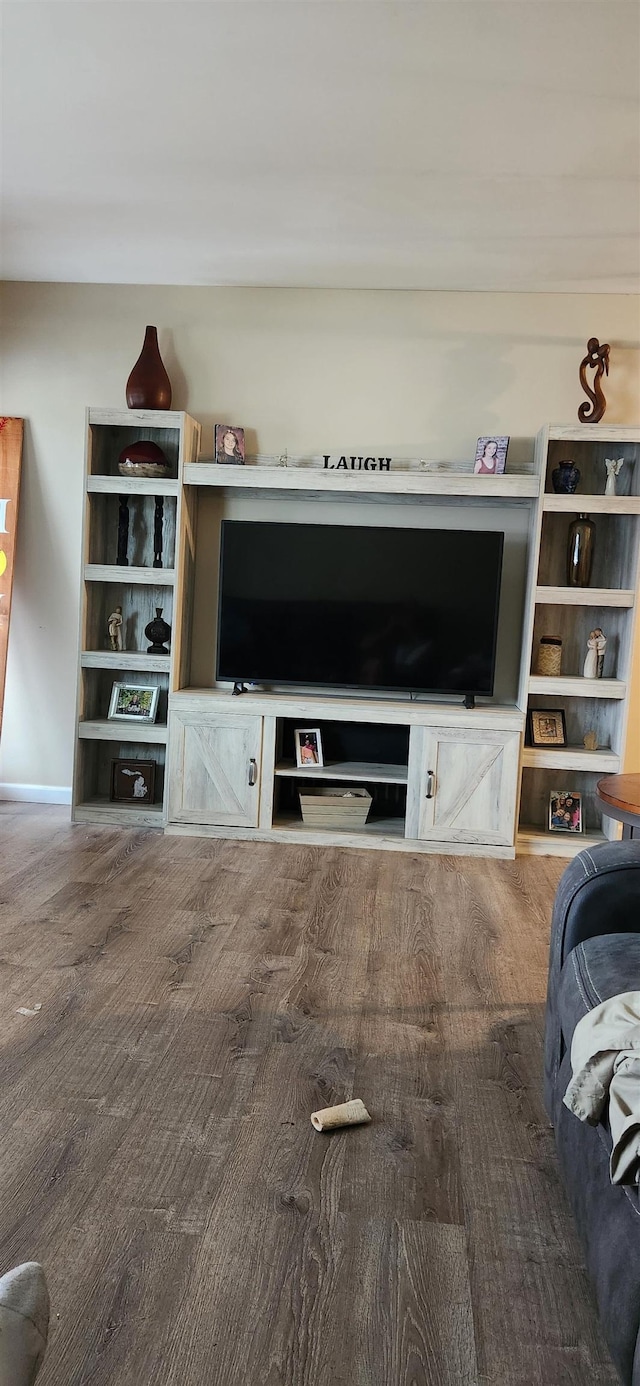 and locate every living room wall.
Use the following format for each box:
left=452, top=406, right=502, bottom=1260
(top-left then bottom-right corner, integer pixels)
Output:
left=1, top=282, right=638, bottom=796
